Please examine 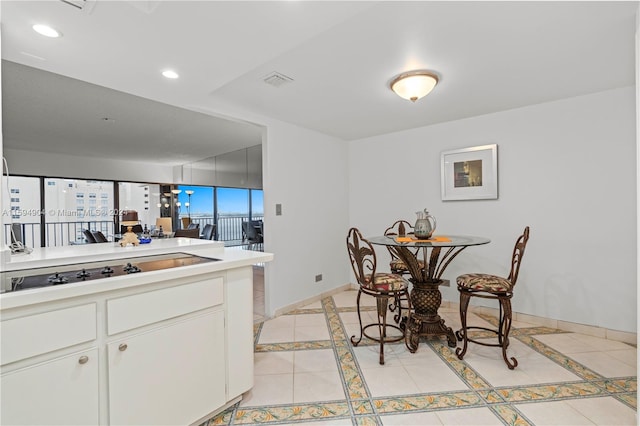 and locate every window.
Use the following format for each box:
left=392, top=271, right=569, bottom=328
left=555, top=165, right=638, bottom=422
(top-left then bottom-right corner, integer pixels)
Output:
left=44, top=178, right=114, bottom=246
left=1, top=175, right=42, bottom=248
